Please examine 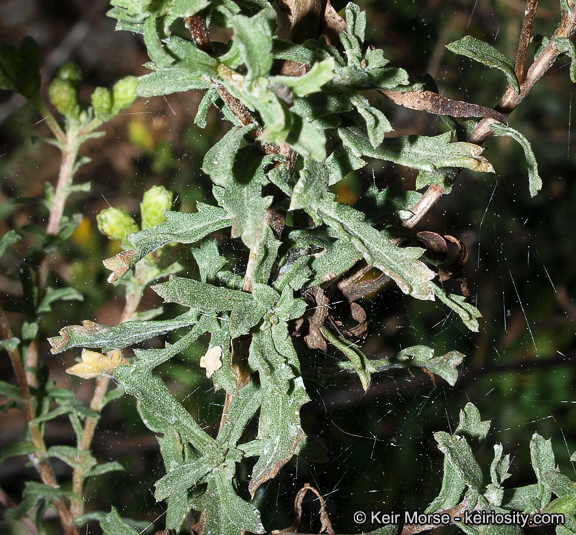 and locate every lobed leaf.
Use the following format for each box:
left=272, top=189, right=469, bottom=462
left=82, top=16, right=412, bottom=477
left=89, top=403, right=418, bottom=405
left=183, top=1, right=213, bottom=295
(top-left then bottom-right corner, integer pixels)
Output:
left=434, top=431, right=483, bottom=491
left=340, top=128, right=494, bottom=174
left=49, top=310, right=198, bottom=353
left=100, top=507, right=139, bottom=535
left=312, top=194, right=436, bottom=301
left=455, top=403, right=491, bottom=441
left=114, top=366, right=219, bottom=455
left=104, top=206, right=231, bottom=282
left=152, top=276, right=252, bottom=312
